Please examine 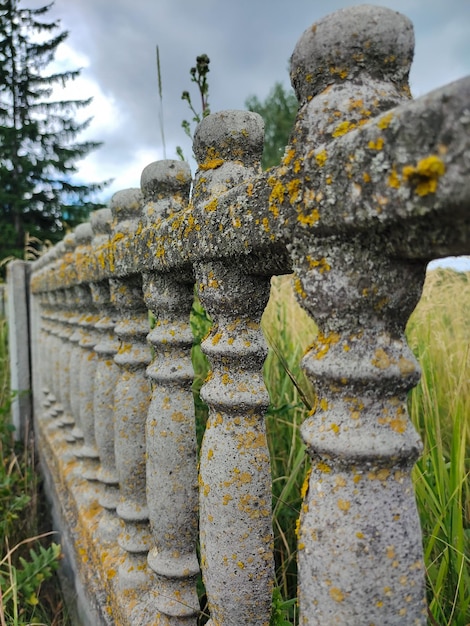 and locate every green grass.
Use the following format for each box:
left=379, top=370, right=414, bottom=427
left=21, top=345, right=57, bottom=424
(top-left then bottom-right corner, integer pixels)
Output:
left=0, top=318, right=68, bottom=626
left=407, top=269, right=470, bottom=626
